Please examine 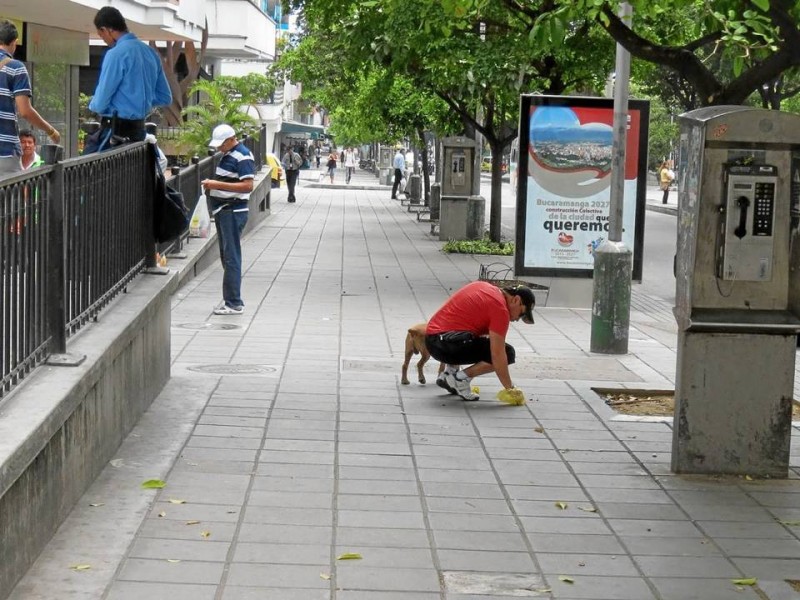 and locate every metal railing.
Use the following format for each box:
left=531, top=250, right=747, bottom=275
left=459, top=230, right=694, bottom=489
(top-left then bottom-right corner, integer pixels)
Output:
left=1, top=143, right=155, bottom=399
